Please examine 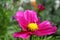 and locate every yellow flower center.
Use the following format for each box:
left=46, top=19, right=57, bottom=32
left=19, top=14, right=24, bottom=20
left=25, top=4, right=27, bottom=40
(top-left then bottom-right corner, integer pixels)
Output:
left=28, top=23, right=38, bottom=31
